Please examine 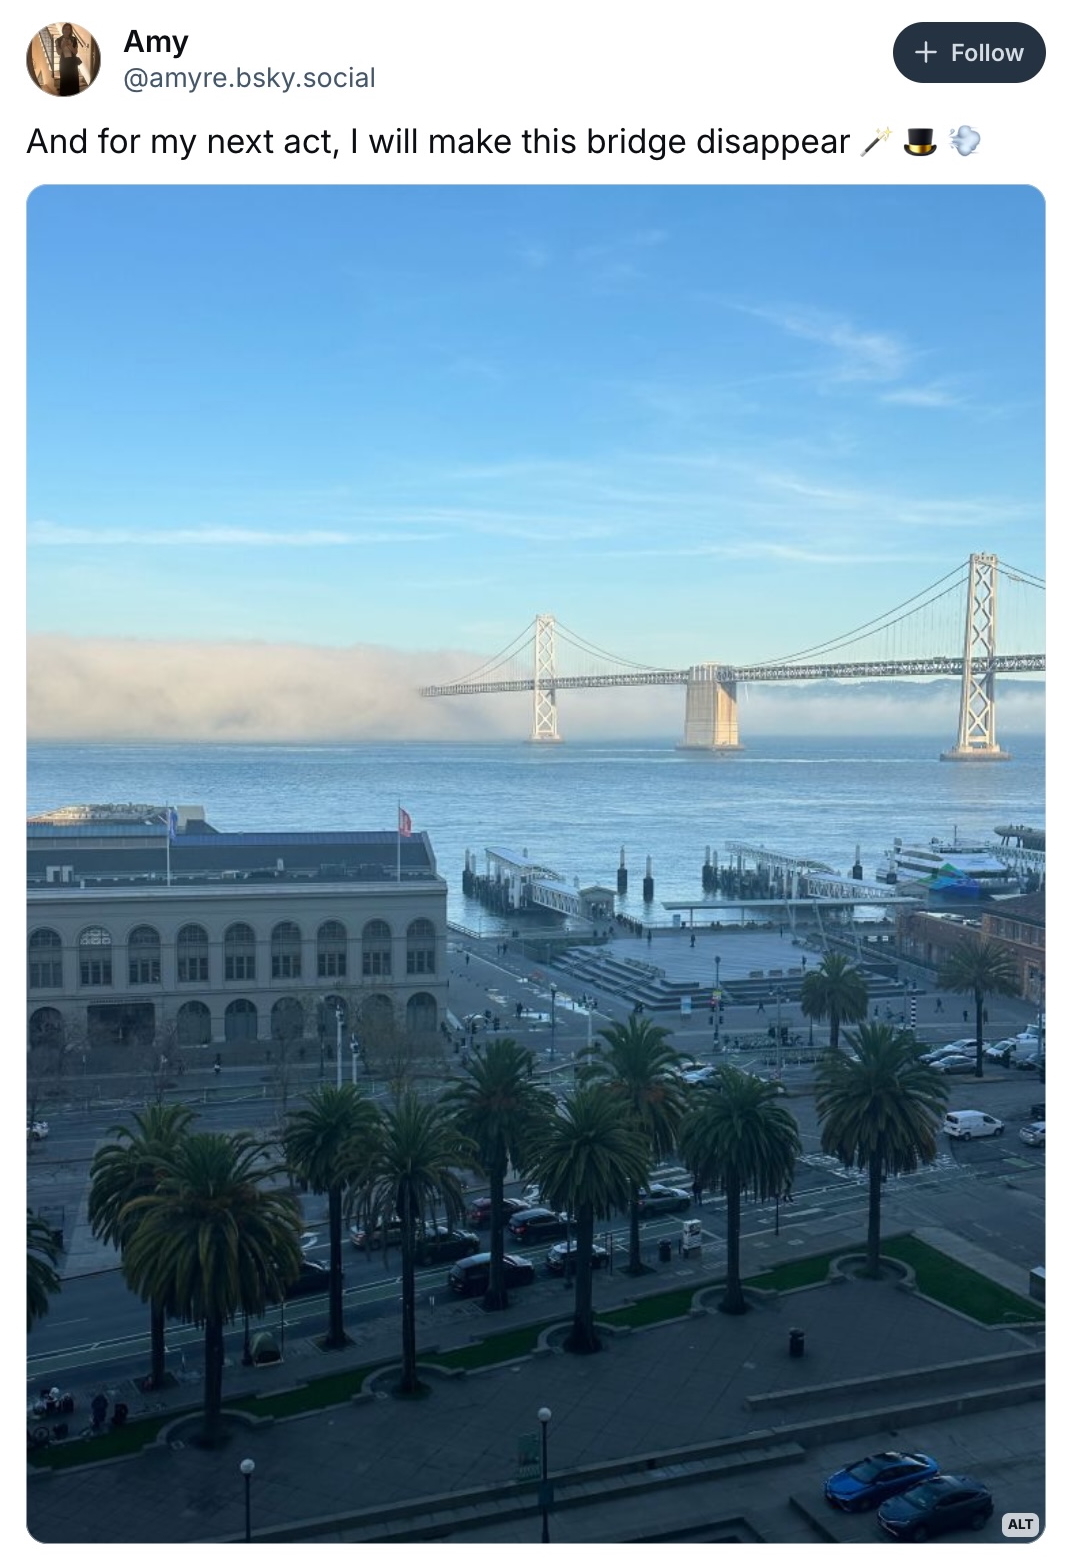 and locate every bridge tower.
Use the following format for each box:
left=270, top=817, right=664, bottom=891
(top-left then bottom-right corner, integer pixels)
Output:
left=528, top=613, right=563, bottom=744
left=677, top=665, right=744, bottom=752
left=941, top=552, right=1011, bottom=762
